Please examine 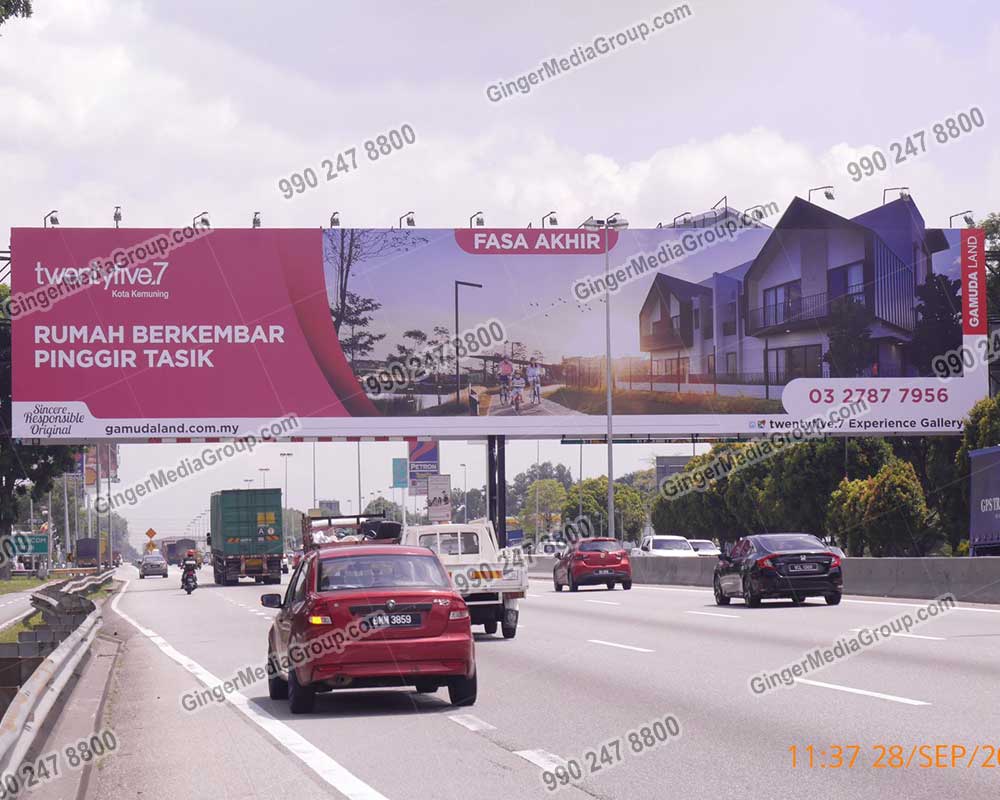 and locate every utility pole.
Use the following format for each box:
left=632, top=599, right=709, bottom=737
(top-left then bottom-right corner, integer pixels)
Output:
left=62, top=473, right=70, bottom=558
